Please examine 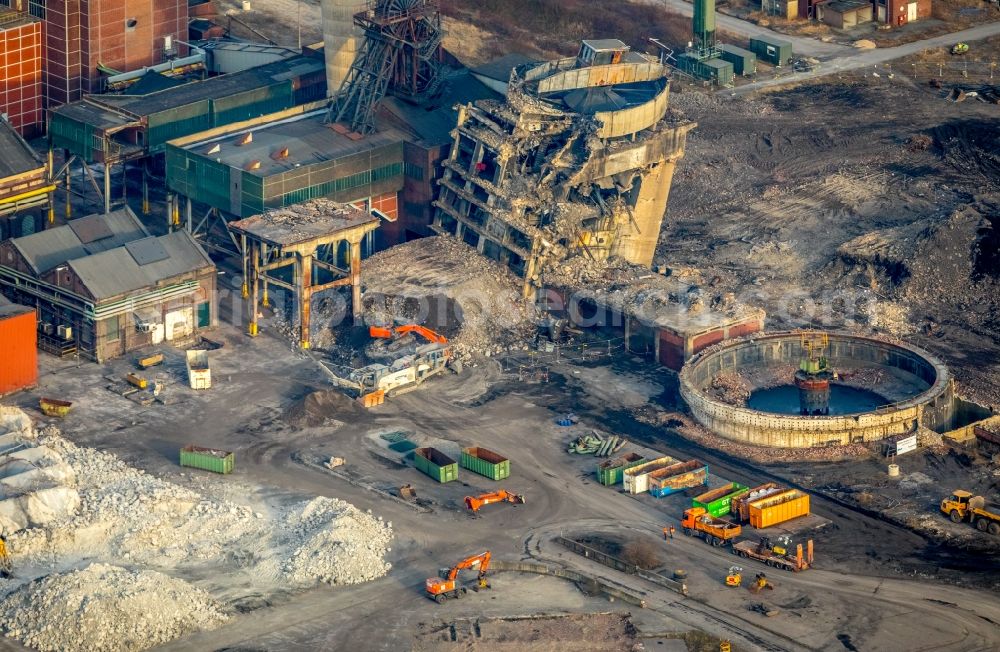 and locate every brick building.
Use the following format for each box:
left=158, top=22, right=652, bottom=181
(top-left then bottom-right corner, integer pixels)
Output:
left=873, top=0, right=931, bottom=24
left=43, top=0, right=189, bottom=107
left=0, top=7, right=42, bottom=136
